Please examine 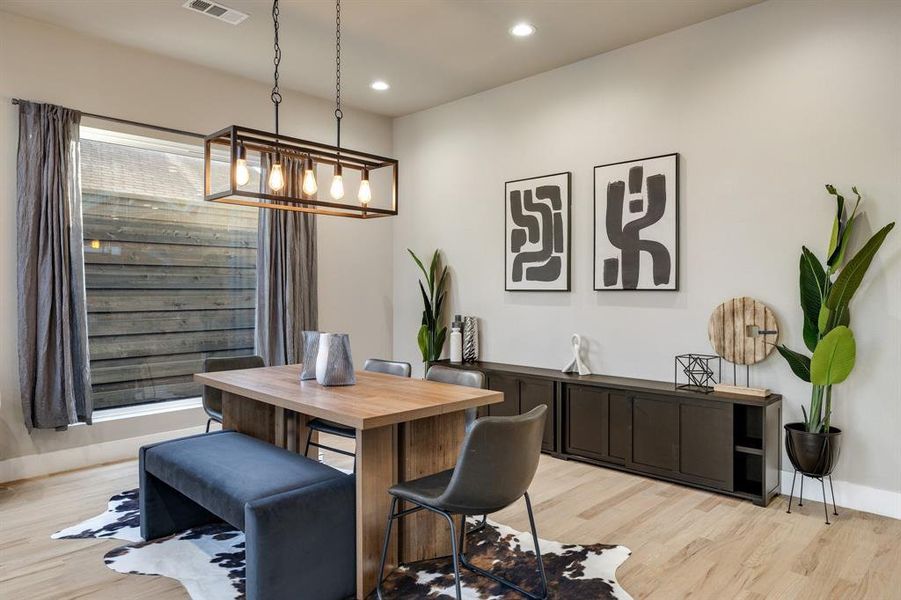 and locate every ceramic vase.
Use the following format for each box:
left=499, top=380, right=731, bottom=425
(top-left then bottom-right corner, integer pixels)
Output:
left=315, top=333, right=356, bottom=386
left=300, top=331, right=320, bottom=380
left=462, top=316, right=479, bottom=362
